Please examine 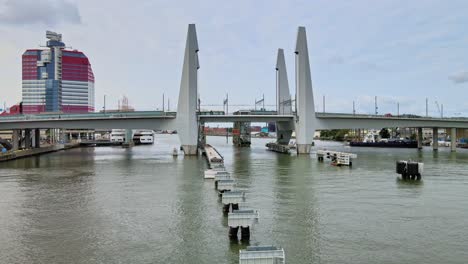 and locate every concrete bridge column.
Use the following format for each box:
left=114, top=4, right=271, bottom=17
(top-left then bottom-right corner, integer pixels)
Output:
left=12, top=129, right=20, bottom=150
left=451, top=128, right=457, bottom=152
left=124, top=129, right=134, bottom=147
left=233, top=121, right=251, bottom=147
left=176, top=24, right=199, bottom=155
left=276, top=121, right=293, bottom=145
left=24, top=129, right=32, bottom=149
left=49, top=129, right=54, bottom=144
left=19, top=130, right=24, bottom=148
left=34, top=128, right=40, bottom=148
left=59, top=129, right=65, bottom=143
left=31, top=130, right=36, bottom=148
left=417, top=128, right=423, bottom=149
left=198, top=122, right=206, bottom=147
left=294, top=27, right=316, bottom=154
left=432, top=127, right=438, bottom=151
